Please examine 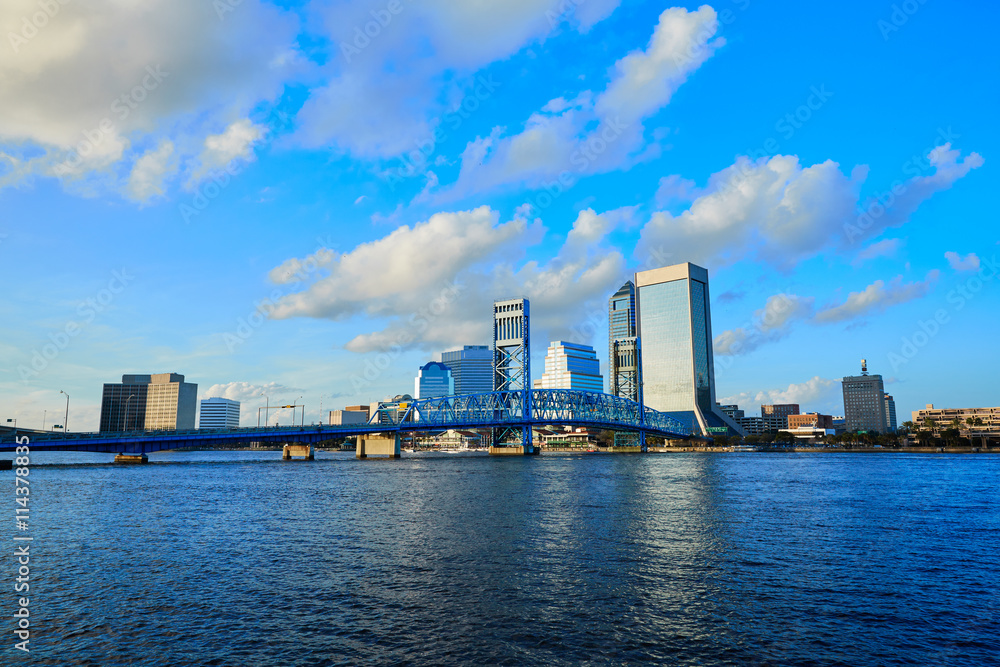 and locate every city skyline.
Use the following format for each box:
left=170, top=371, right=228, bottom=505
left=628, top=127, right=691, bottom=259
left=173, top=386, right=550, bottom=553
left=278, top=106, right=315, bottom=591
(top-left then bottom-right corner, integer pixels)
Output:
left=1, top=1, right=997, bottom=430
